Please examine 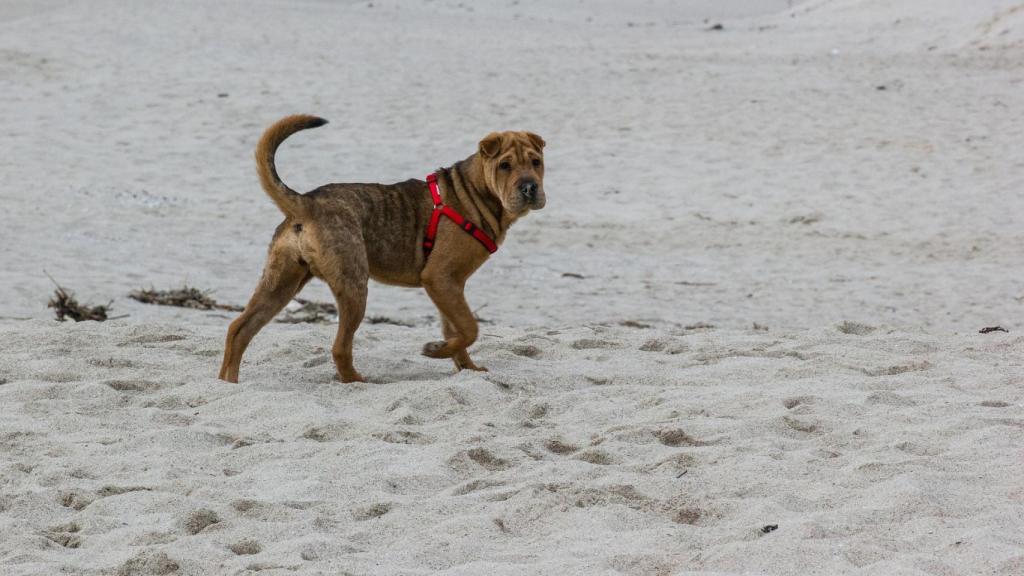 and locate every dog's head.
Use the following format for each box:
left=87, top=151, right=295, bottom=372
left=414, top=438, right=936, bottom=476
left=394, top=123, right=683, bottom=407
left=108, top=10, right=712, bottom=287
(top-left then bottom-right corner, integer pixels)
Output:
left=477, top=131, right=546, bottom=215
